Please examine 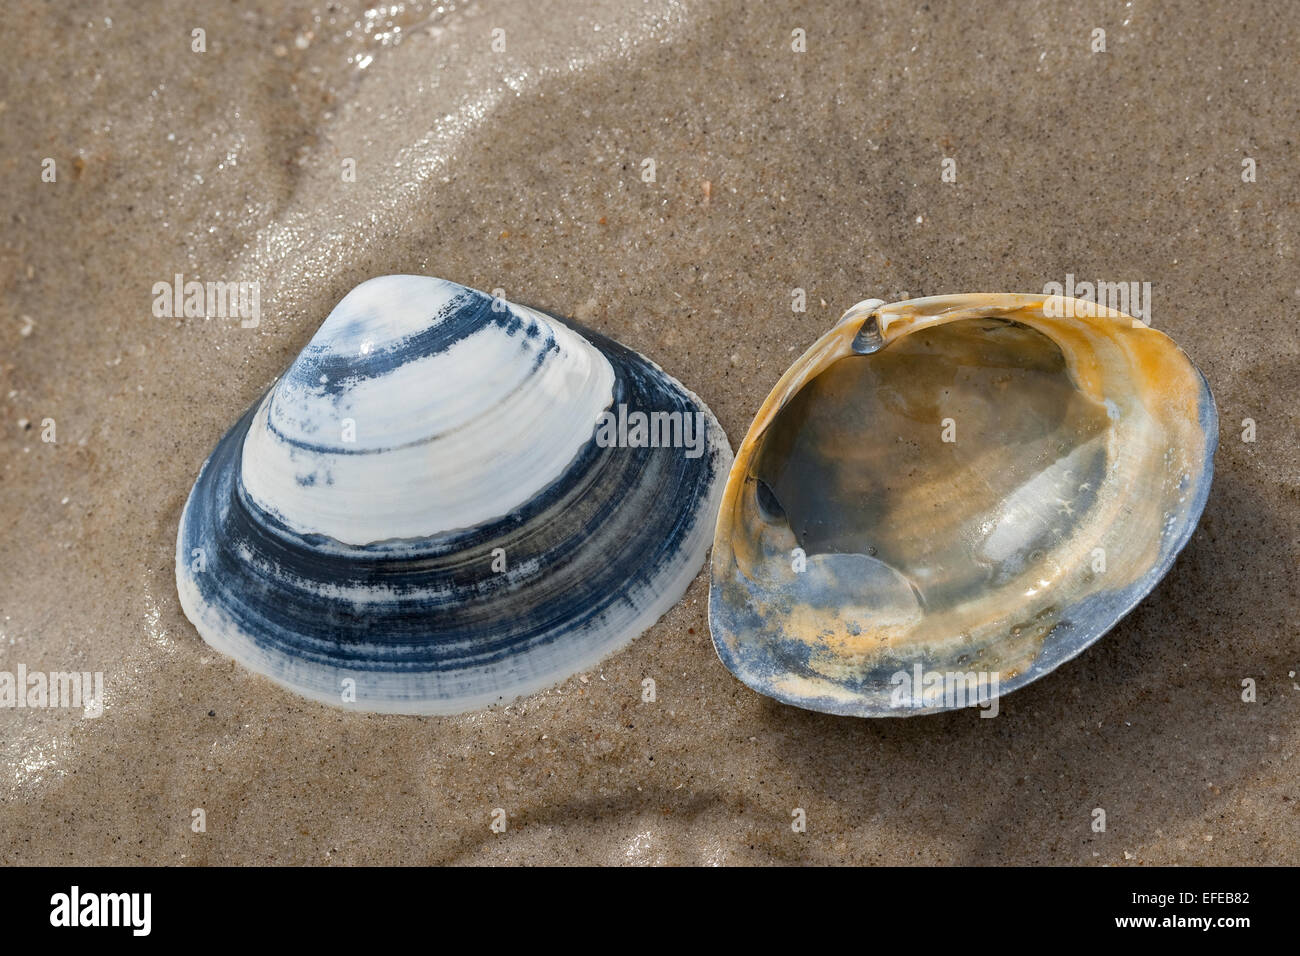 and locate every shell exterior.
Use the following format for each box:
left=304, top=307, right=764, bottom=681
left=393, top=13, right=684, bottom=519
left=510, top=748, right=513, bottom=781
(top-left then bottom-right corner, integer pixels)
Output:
left=177, top=276, right=732, bottom=714
left=709, top=293, right=1218, bottom=717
